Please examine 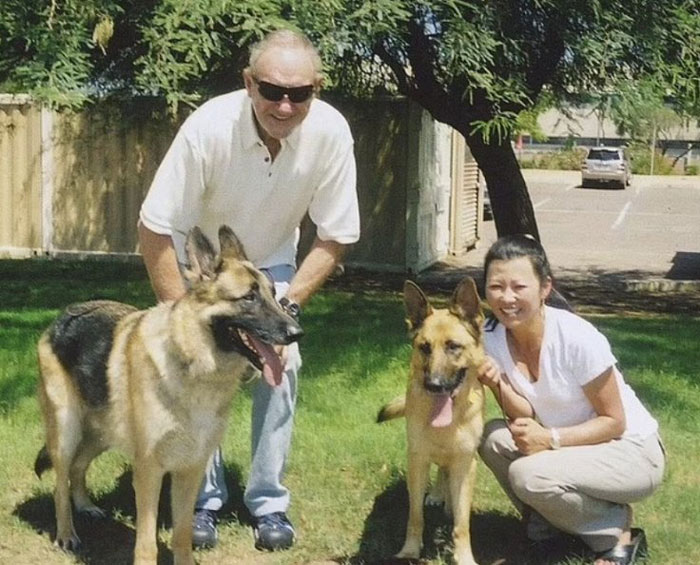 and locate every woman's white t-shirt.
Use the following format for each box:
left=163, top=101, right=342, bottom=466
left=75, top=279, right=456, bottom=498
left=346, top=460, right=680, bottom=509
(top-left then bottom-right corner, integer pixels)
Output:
left=484, top=306, right=658, bottom=440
